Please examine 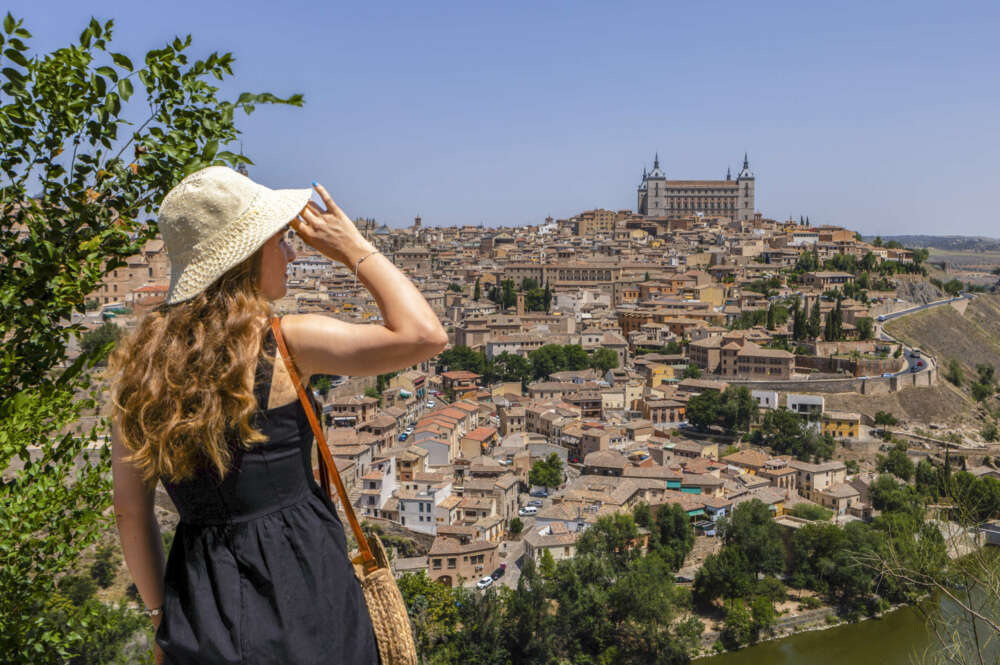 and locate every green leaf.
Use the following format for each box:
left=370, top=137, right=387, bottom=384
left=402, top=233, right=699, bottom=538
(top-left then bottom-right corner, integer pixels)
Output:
left=5, top=47, right=27, bottom=67
left=110, top=52, right=132, bottom=71
left=3, top=13, right=14, bottom=35
left=96, top=65, right=117, bottom=80
left=117, top=78, right=133, bottom=101
left=203, top=139, right=218, bottom=160
left=2, top=66, right=24, bottom=82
